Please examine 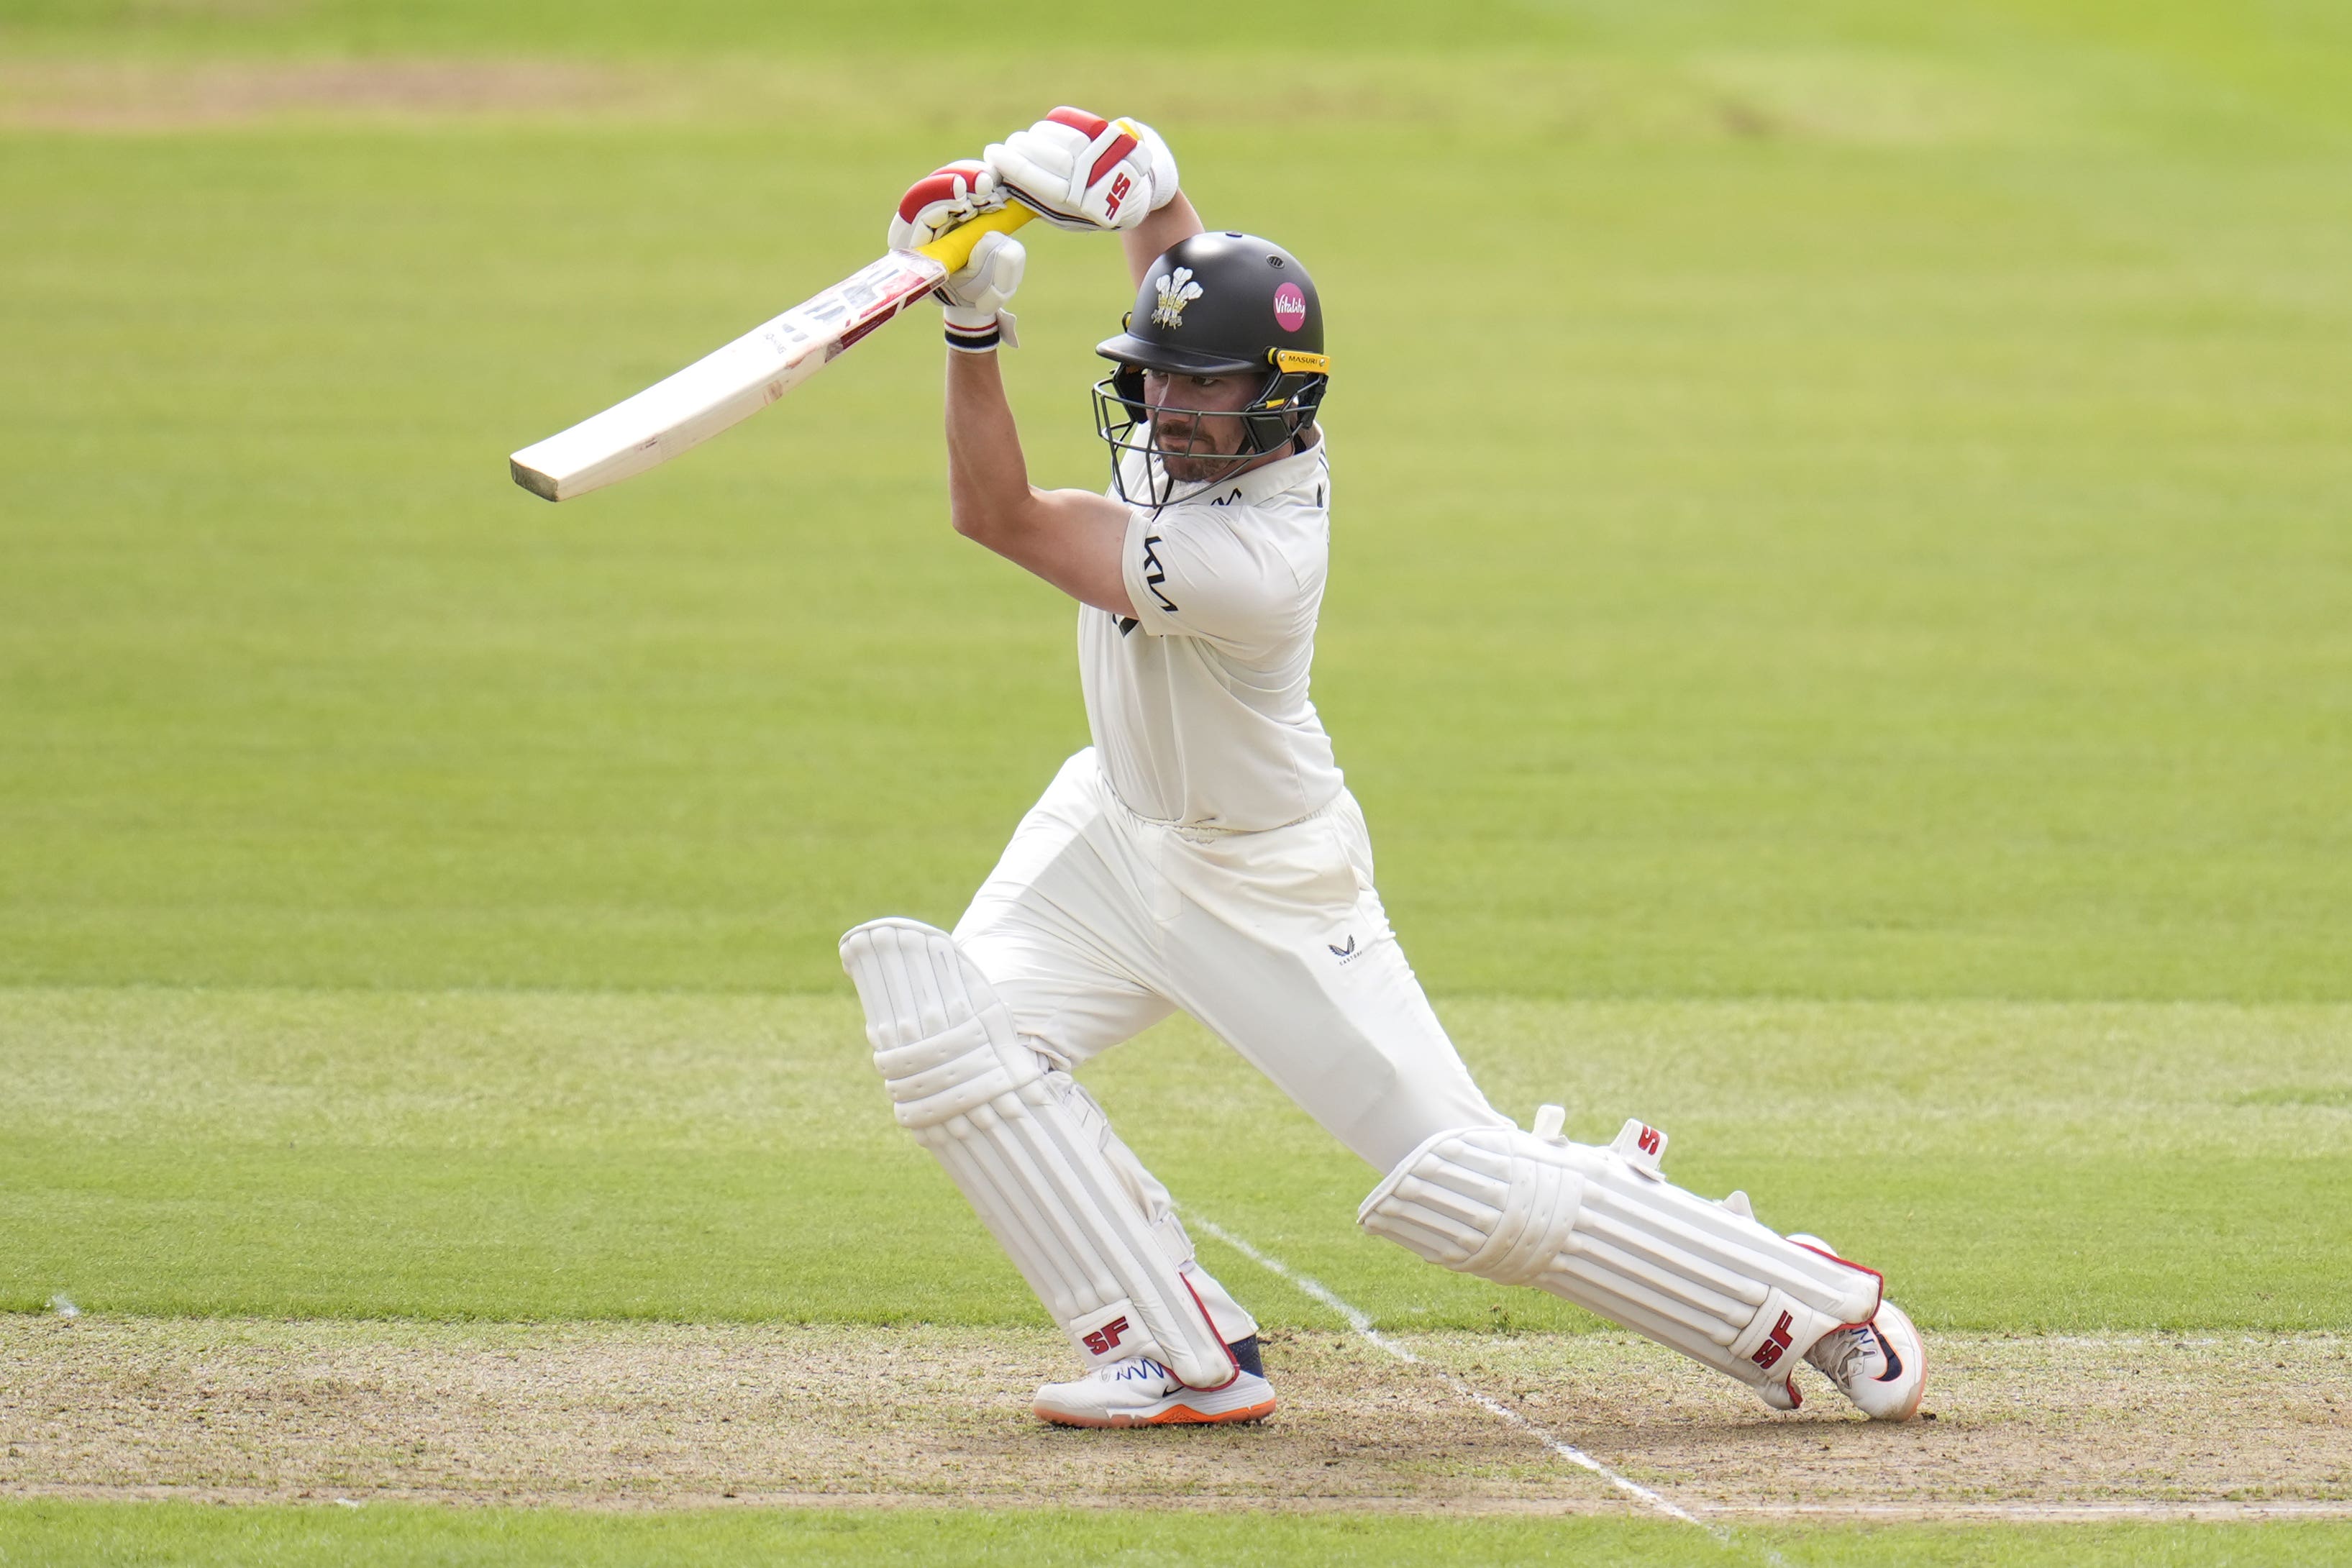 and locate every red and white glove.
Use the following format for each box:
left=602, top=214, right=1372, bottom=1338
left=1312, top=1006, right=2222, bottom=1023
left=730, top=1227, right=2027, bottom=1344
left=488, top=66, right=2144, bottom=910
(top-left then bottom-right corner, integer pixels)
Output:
left=886, top=159, right=1006, bottom=253
left=985, top=107, right=1177, bottom=233
left=937, top=230, right=1025, bottom=354
left=888, top=161, right=1022, bottom=352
